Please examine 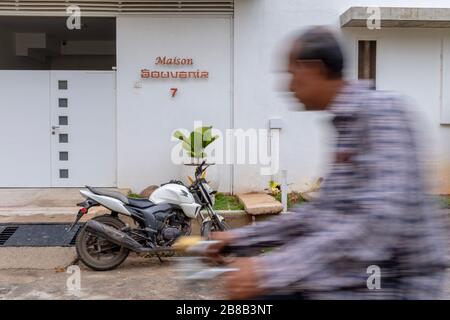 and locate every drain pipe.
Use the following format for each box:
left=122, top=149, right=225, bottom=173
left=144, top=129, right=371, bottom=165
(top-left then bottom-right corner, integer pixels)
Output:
left=268, top=118, right=287, bottom=212
left=281, top=169, right=288, bottom=213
